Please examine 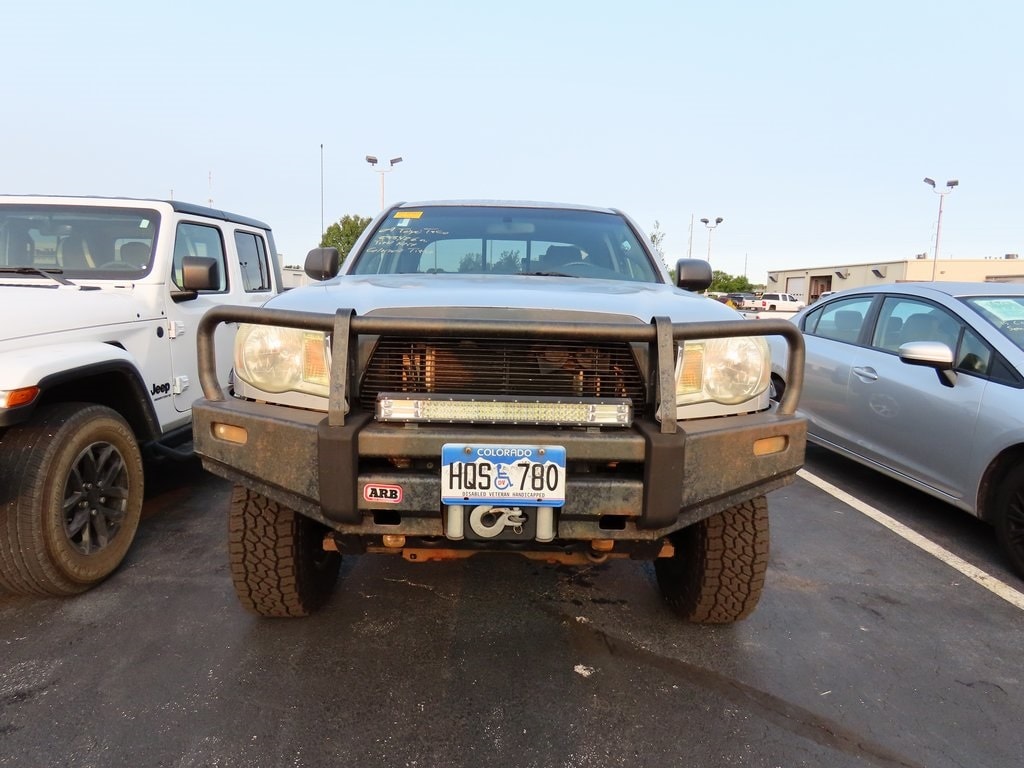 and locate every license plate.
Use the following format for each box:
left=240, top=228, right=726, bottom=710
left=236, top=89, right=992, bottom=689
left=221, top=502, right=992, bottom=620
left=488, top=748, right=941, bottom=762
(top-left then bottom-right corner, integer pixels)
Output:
left=441, top=444, right=566, bottom=506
